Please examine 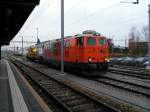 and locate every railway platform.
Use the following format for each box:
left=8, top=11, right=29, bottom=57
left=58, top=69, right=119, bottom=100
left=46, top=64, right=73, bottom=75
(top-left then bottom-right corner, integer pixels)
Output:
left=0, top=59, right=52, bottom=112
